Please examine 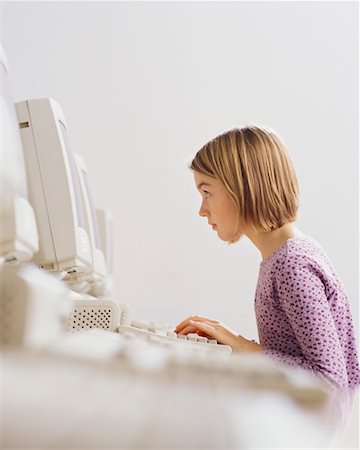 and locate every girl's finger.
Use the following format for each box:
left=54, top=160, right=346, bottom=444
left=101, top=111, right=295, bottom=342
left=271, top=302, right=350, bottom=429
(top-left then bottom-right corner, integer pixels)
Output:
left=191, top=316, right=219, bottom=324
left=197, top=330, right=210, bottom=337
left=176, top=325, right=199, bottom=335
left=187, top=320, right=218, bottom=339
left=174, top=317, right=194, bottom=332
left=175, top=316, right=218, bottom=332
